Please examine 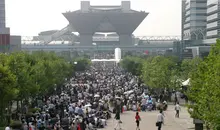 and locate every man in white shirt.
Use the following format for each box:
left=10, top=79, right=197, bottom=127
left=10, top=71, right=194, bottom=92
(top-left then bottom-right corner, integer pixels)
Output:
left=141, top=98, right=146, bottom=111
left=75, top=105, right=79, bottom=114
left=156, top=110, right=164, bottom=130
left=175, top=102, right=181, bottom=118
